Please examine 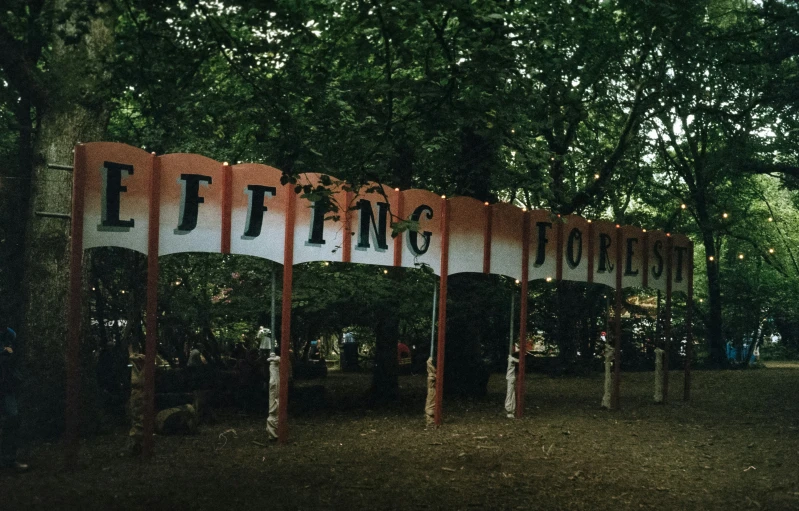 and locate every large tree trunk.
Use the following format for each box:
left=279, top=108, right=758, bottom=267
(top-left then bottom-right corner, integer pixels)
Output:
left=370, top=314, right=399, bottom=403
left=20, top=4, right=115, bottom=436
left=700, top=227, right=726, bottom=368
